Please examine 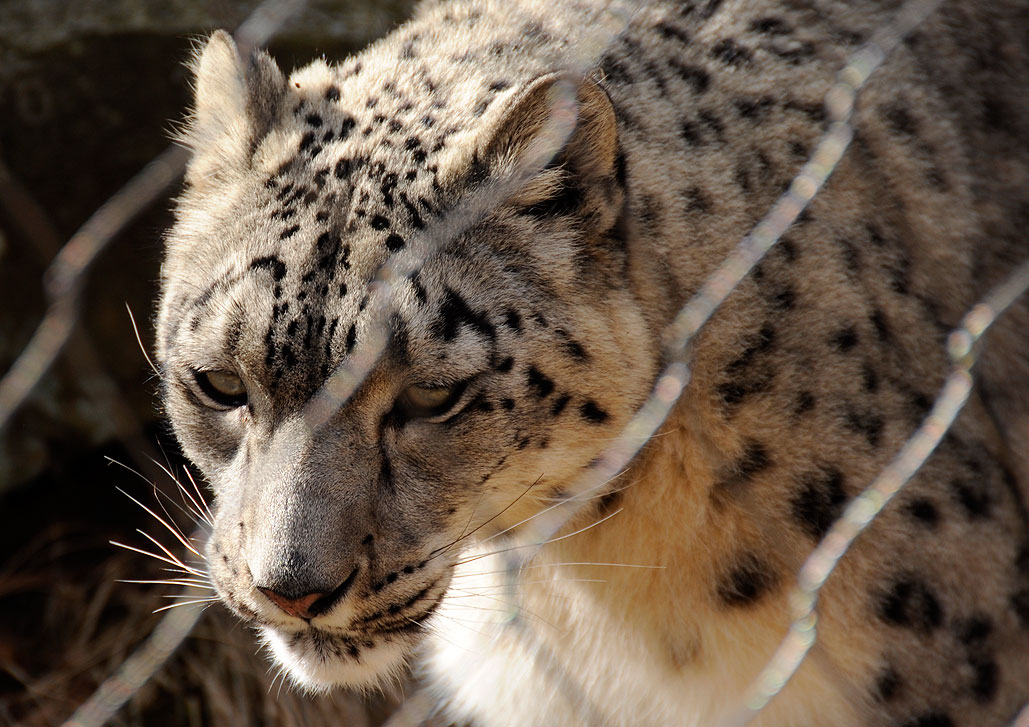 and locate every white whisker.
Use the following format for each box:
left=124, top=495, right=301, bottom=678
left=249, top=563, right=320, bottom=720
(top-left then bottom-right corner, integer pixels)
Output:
left=126, top=302, right=159, bottom=376
left=110, top=540, right=206, bottom=577
left=119, top=578, right=213, bottom=589
left=115, top=486, right=201, bottom=556
left=473, top=470, right=627, bottom=551
left=152, top=598, right=219, bottom=613
left=454, top=507, right=624, bottom=568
